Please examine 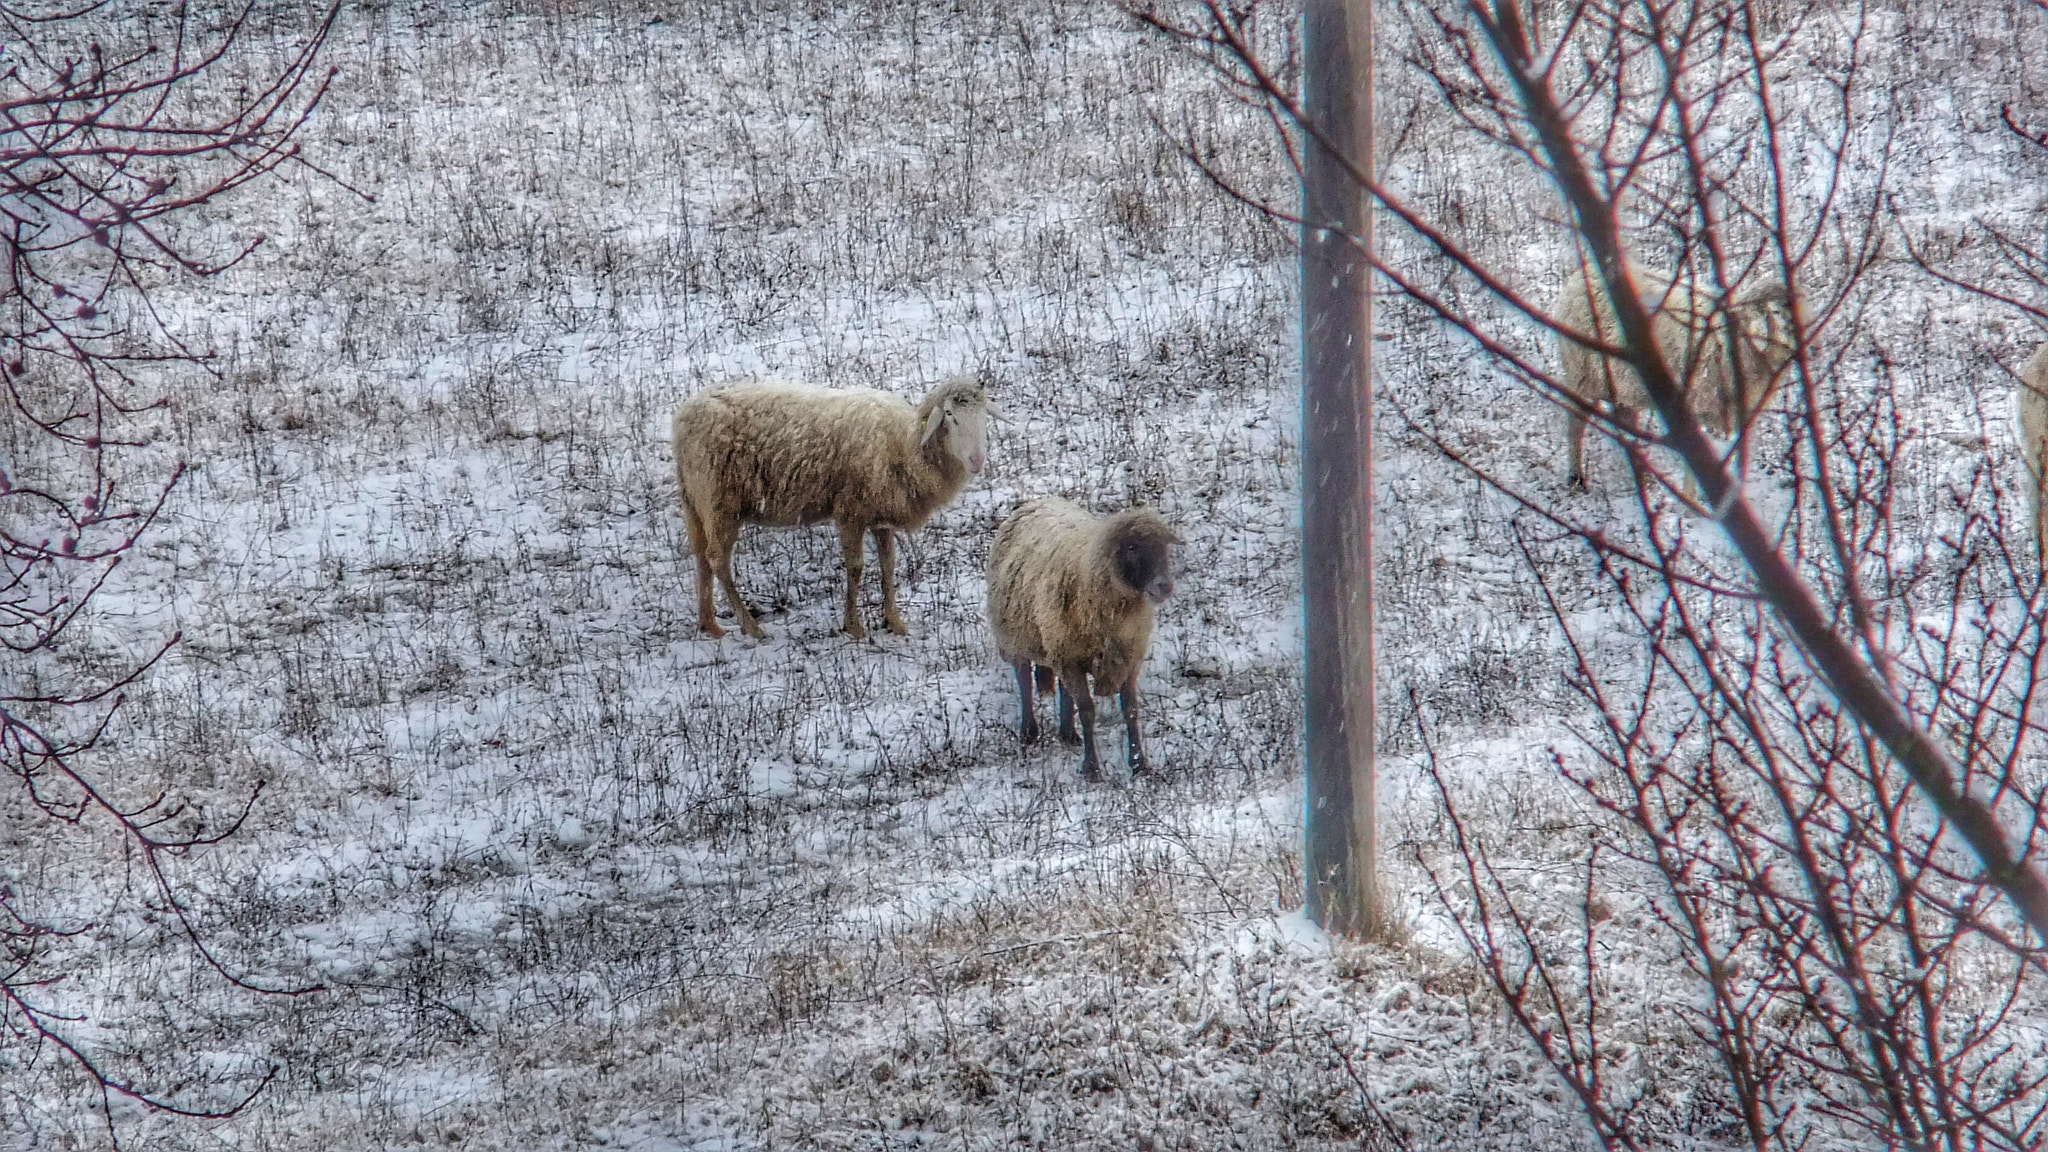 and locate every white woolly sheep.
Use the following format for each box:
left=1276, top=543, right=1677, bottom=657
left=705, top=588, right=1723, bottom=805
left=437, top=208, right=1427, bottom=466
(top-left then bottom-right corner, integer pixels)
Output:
left=1554, top=261, right=1796, bottom=489
left=2015, top=342, right=2048, bottom=563
left=985, top=498, right=1180, bottom=779
left=671, top=375, right=995, bottom=640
